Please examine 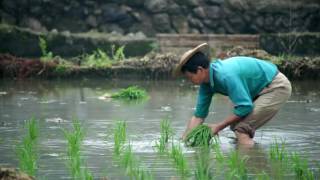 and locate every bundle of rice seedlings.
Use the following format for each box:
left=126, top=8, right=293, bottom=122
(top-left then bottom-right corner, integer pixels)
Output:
left=184, top=125, right=212, bottom=147
left=111, top=86, right=148, bottom=100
